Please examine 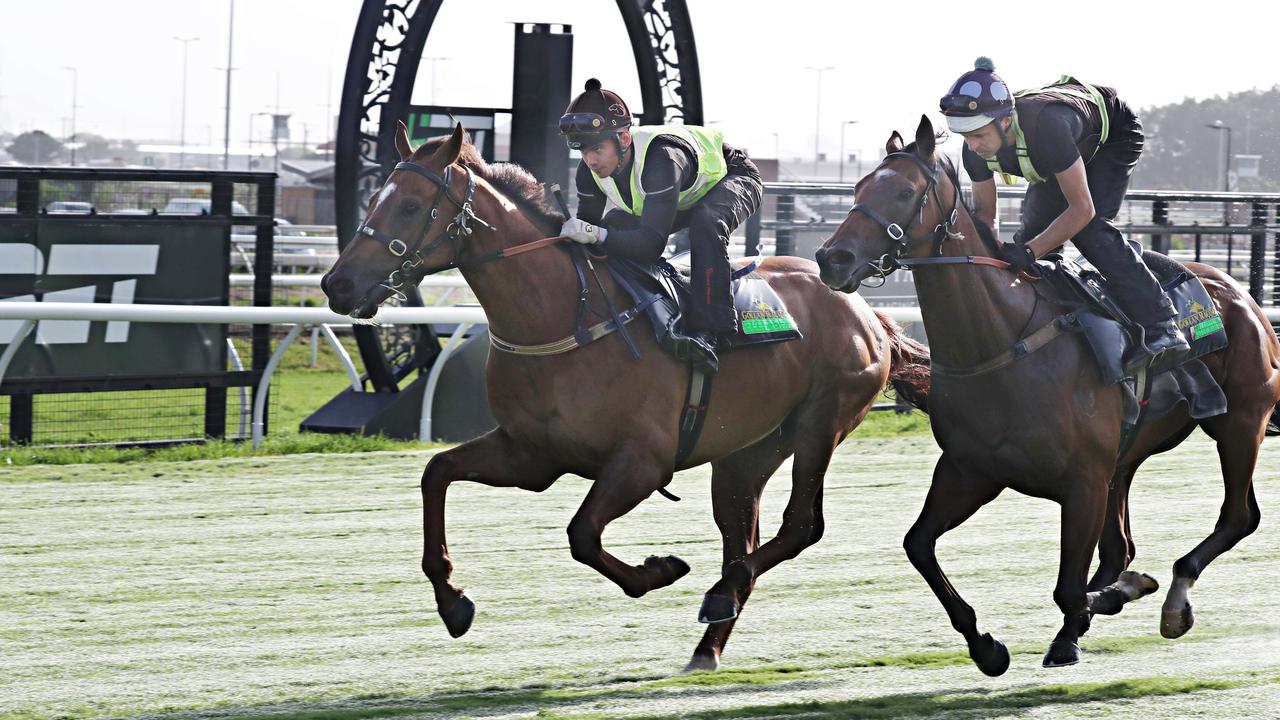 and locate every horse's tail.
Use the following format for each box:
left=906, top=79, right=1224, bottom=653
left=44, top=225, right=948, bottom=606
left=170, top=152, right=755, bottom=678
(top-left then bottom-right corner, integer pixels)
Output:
left=875, top=310, right=931, bottom=414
